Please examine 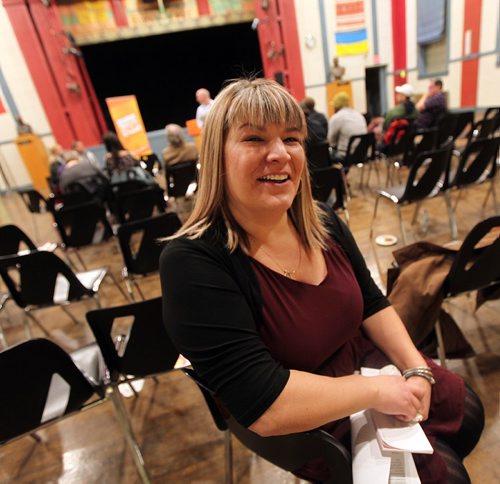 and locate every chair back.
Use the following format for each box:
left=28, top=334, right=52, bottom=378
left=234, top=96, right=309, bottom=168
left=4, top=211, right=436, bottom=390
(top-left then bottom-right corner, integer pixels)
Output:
left=0, top=338, right=97, bottom=444
left=17, top=189, right=48, bottom=214
left=453, top=111, right=475, bottom=139
left=140, top=153, right=162, bottom=176
left=483, top=107, right=500, bottom=132
left=183, top=368, right=352, bottom=484
left=86, top=297, right=179, bottom=382
left=445, top=216, right=500, bottom=297
left=114, top=186, right=166, bottom=224
left=117, top=212, right=181, bottom=276
left=436, top=112, right=459, bottom=147
left=400, top=146, right=451, bottom=204
left=307, top=141, right=330, bottom=169
left=165, top=160, right=198, bottom=198
left=0, top=224, right=37, bottom=256
left=310, top=166, right=347, bottom=211
left=449, top=137, right=500, bottom=189
left=385, top=123, right=413, bottom=158
left=52, top=201, right=113, bottom=249
left=344, top=133, right=375, bottom=167
left=470, top=116, right=499, bottom=142
left=401, top=127, right=438, bottom=168
left=0, top=251, right=91, bottom=308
